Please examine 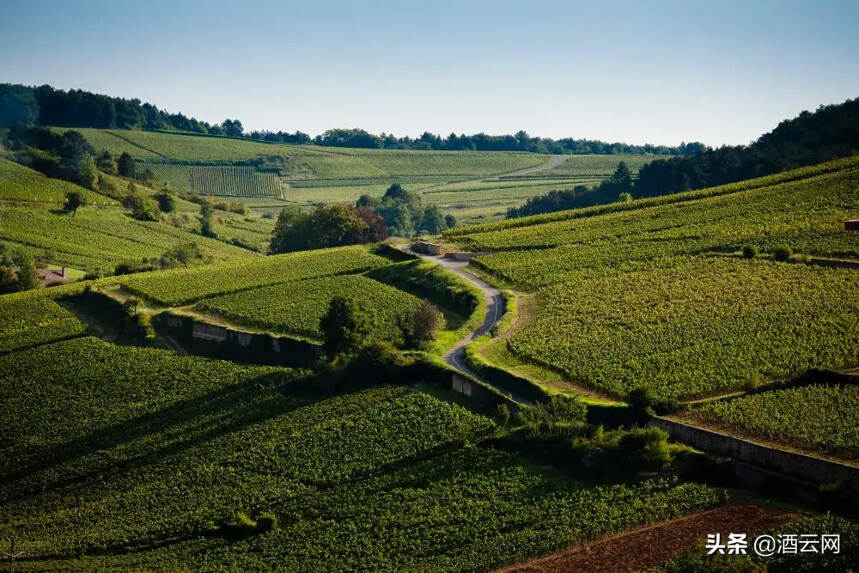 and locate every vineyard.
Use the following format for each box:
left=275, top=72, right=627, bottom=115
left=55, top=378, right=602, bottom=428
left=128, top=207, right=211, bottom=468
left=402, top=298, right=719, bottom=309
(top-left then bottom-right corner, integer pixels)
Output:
left=506, top=257, right=859, bottom=400
left=0, top=204, right=254, bottom=271
left=195, top=274, right=421, bottom=339
left=693, top=384, right=859, bottom=458
left=446, top=156, right=859, bottom=400
left=63, top=128, right=658, bottom=223
left=189, top=166, right=281, bottom=197
left=541, top=153, right=655, bottom=177
left=0, top=295, right=86, bottom=353
left=0, top=157, right=114, bottom=205
left=0, top=335, right=719, bottom=570
left=120, top=245, right=389, bottom=305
